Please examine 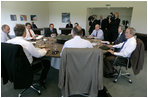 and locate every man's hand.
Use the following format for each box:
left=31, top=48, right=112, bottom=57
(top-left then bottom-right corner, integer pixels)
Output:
left=32, top=37, right=36, bottom=40
left=108, top=49, right=114, bottom=54
left=45, top=48, right=49, bottom=52
left=51, top=33, right=56, bottom=37
left=107, top=45, right=113, bottom=48
left=88, top=35, right=94, bottom=38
